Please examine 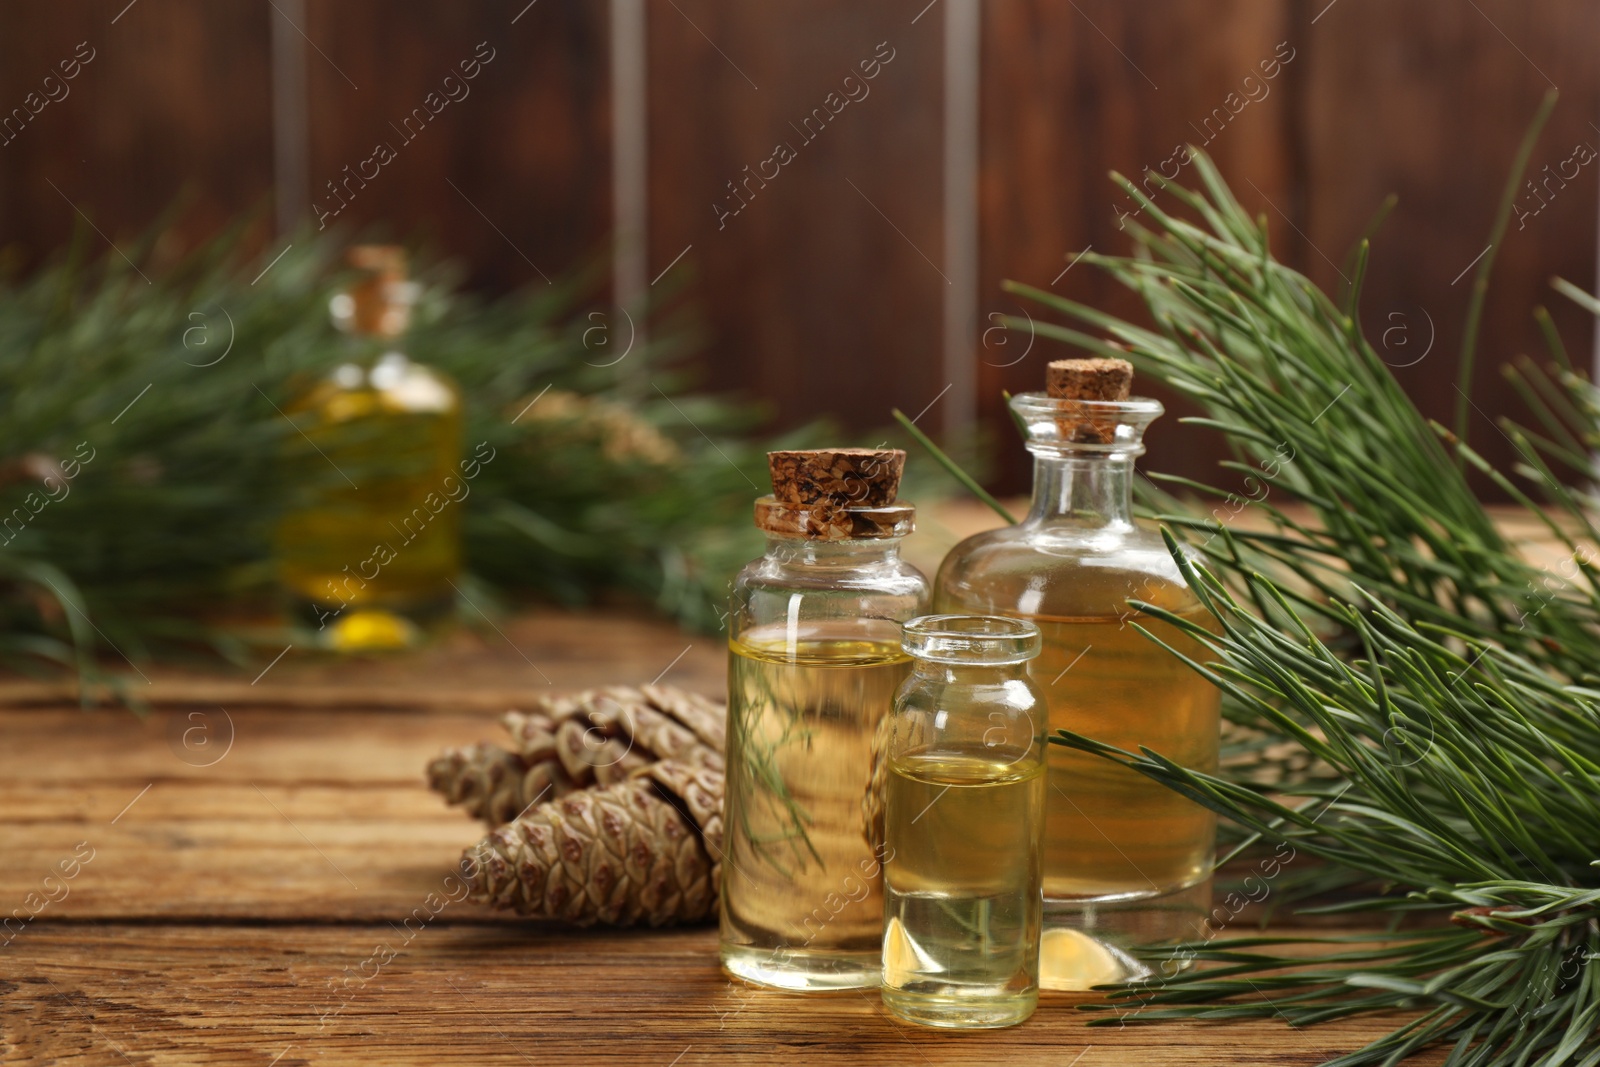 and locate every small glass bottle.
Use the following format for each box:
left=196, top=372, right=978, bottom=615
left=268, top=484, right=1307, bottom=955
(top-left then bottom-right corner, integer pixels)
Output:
left=933, top=358, right=1220, bottom=989
left=881, top=614, right=1046, bottom=1029
left=275, top=245, right=463, bottom=651
left=720, top=448, right=929, bottom=992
